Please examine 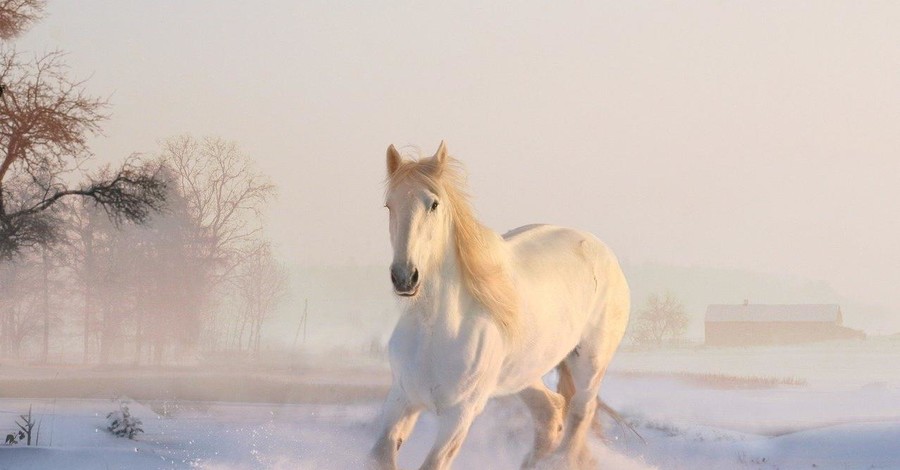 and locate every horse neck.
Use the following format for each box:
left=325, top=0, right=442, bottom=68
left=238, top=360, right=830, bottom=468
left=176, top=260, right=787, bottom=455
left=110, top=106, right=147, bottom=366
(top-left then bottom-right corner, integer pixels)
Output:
left=417, top=225, right=469, bottom=326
